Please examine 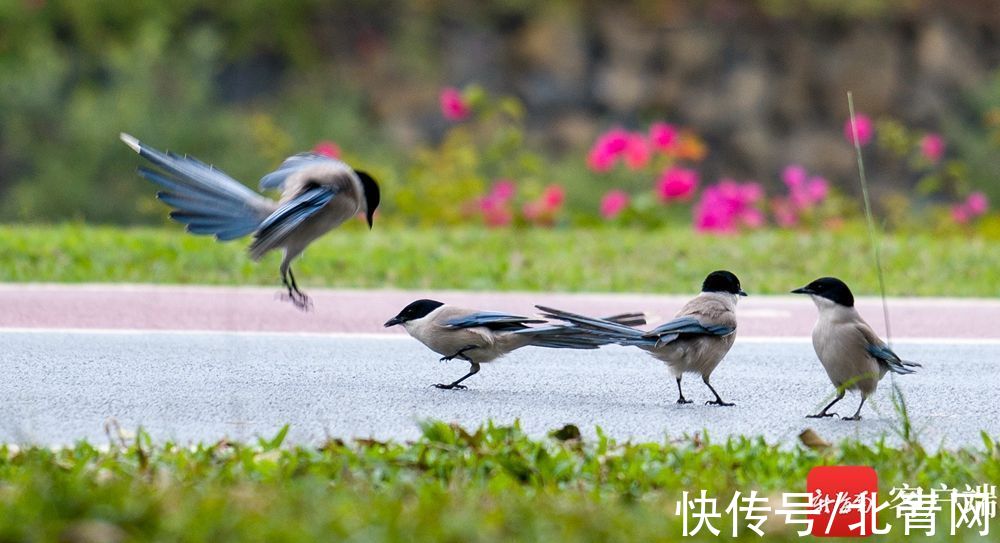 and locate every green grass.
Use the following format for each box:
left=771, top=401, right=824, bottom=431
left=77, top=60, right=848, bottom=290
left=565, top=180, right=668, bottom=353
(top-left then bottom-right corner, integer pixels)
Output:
left=1, top=422, right=996, bottom=542
left=2, top=224, right=998, bottom=296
